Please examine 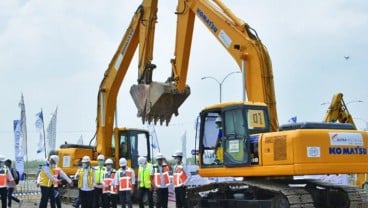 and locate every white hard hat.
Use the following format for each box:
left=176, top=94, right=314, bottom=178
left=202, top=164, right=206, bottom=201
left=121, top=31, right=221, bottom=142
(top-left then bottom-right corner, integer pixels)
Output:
left=81, top=156, right=91, bottom=163
left=97, top=154, right=105, bottom=161
left=50, top=155, right=59, bottom=164
left=215, top=116, right=222, bottom=123
left=155, top=153, right=165, bottom=160
left=0, top=155, right=5, bottom=162
left=105, top=158, right=113, bottom=165
left=138, top=157, right=146, bottom=166
left=172, top=150, right=183, bottom=157
left=119, top=158, right=127, bottom=166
